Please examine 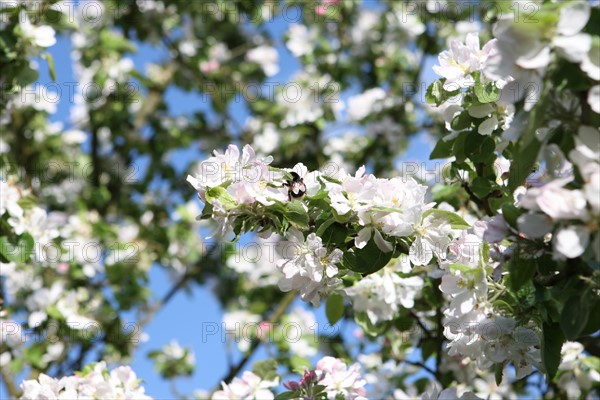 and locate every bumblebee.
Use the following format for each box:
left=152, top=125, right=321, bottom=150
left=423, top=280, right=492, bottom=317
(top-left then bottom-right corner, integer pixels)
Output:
left=284, top=172, right=306, bottom=201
